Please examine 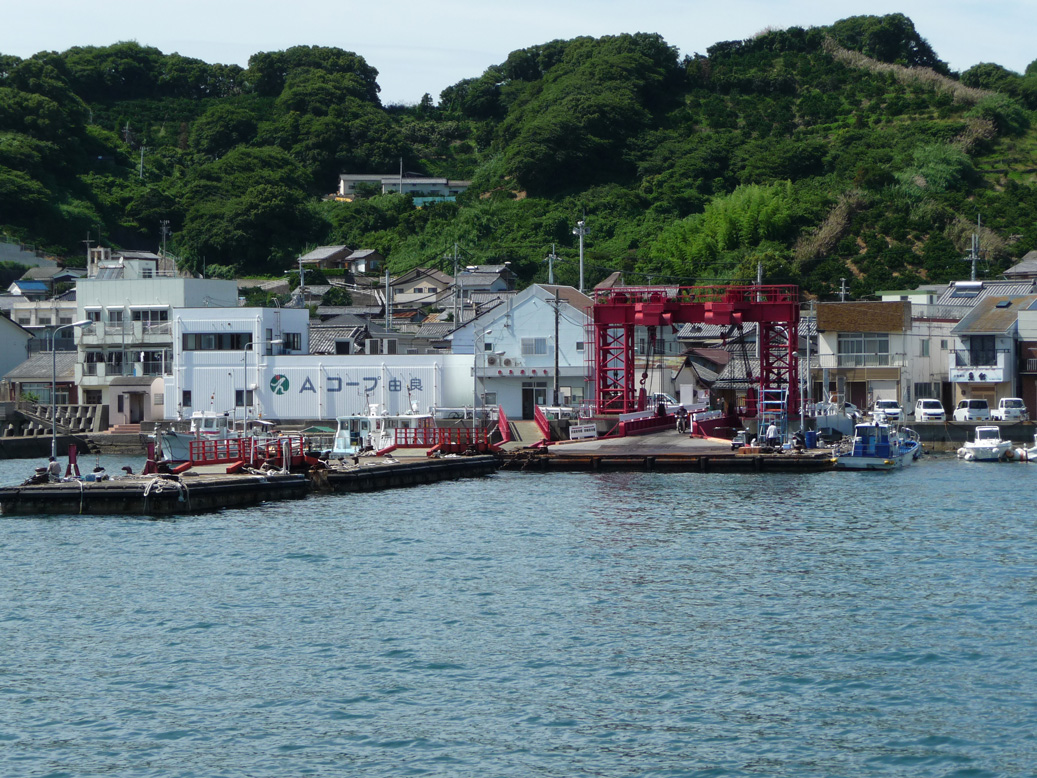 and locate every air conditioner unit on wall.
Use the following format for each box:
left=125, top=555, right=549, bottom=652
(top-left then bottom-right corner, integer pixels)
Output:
left=502, top=358, right=513, bottom=367
left=486, top=356, right=497, bottom=366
